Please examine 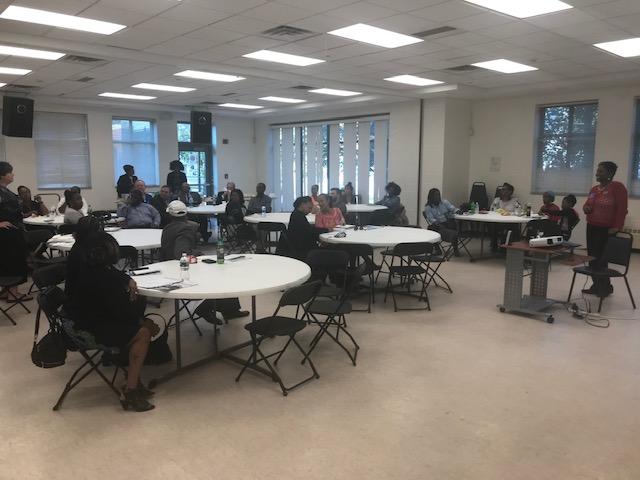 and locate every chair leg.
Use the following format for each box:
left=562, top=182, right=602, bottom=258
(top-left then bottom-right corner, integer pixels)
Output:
left=235, top=336, right=259, bottom=383
left=624, top=276, right=636, bottom=309
left=274, top=336, right=294, bottom=365
left=598, top=296, right=604, bottom=313
left=0, top=306, right=17, bottom=325
left=567, top=272, right=577, bottom=302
